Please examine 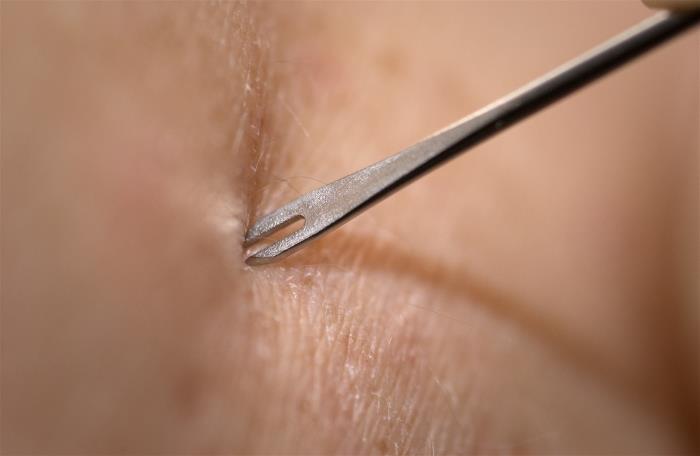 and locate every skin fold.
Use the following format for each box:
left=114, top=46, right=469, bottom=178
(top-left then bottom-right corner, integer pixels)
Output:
left=1, top=1, right=698, bottom=454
